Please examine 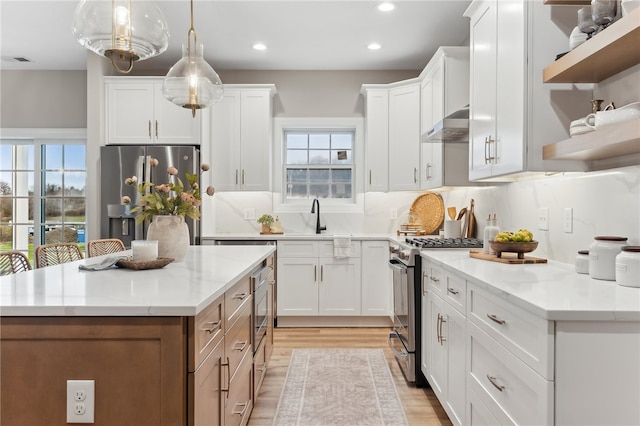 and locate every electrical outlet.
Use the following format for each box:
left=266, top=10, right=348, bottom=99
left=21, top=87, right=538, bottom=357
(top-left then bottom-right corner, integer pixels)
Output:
left=243, top=208, right=255, bottom=220
left=390, top=208, right=398, bottom=220
left=537, top=207, right=549, bottom=231
left=67, top=380, right=94, bottom=424
left=564, top=208, right=573, bottom=233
